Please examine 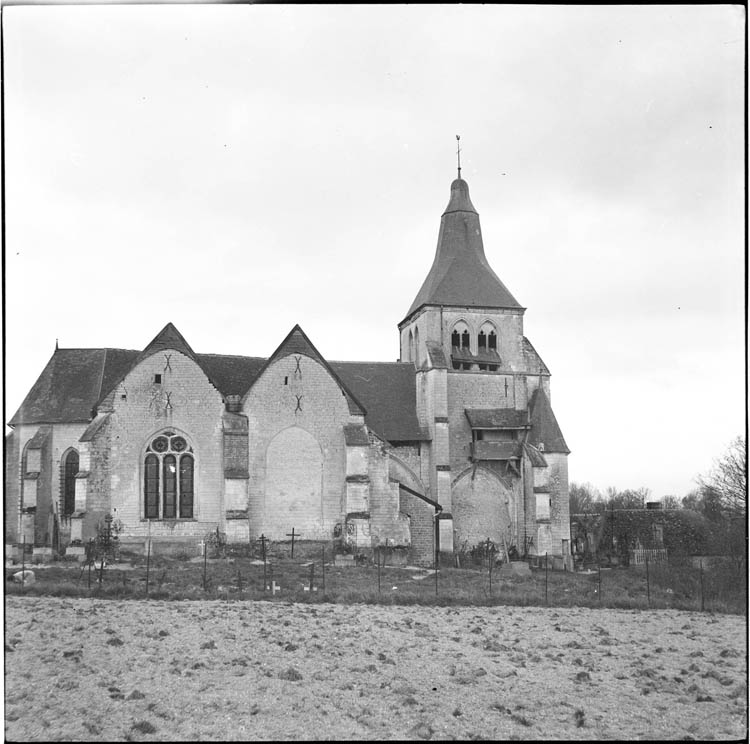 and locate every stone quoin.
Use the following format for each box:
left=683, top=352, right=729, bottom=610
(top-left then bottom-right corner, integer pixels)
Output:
left=6, top=171, right=571, bottom=566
